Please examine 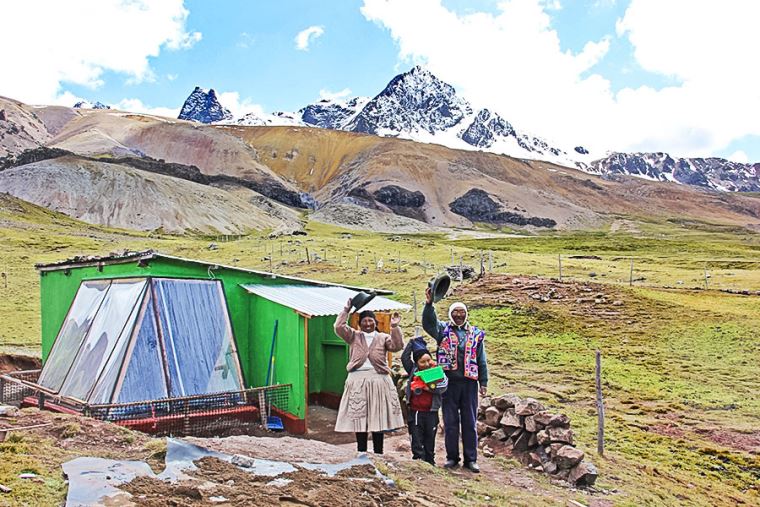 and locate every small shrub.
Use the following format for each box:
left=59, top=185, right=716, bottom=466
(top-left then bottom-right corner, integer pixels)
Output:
left=60, top=422, right=81, bottom=439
